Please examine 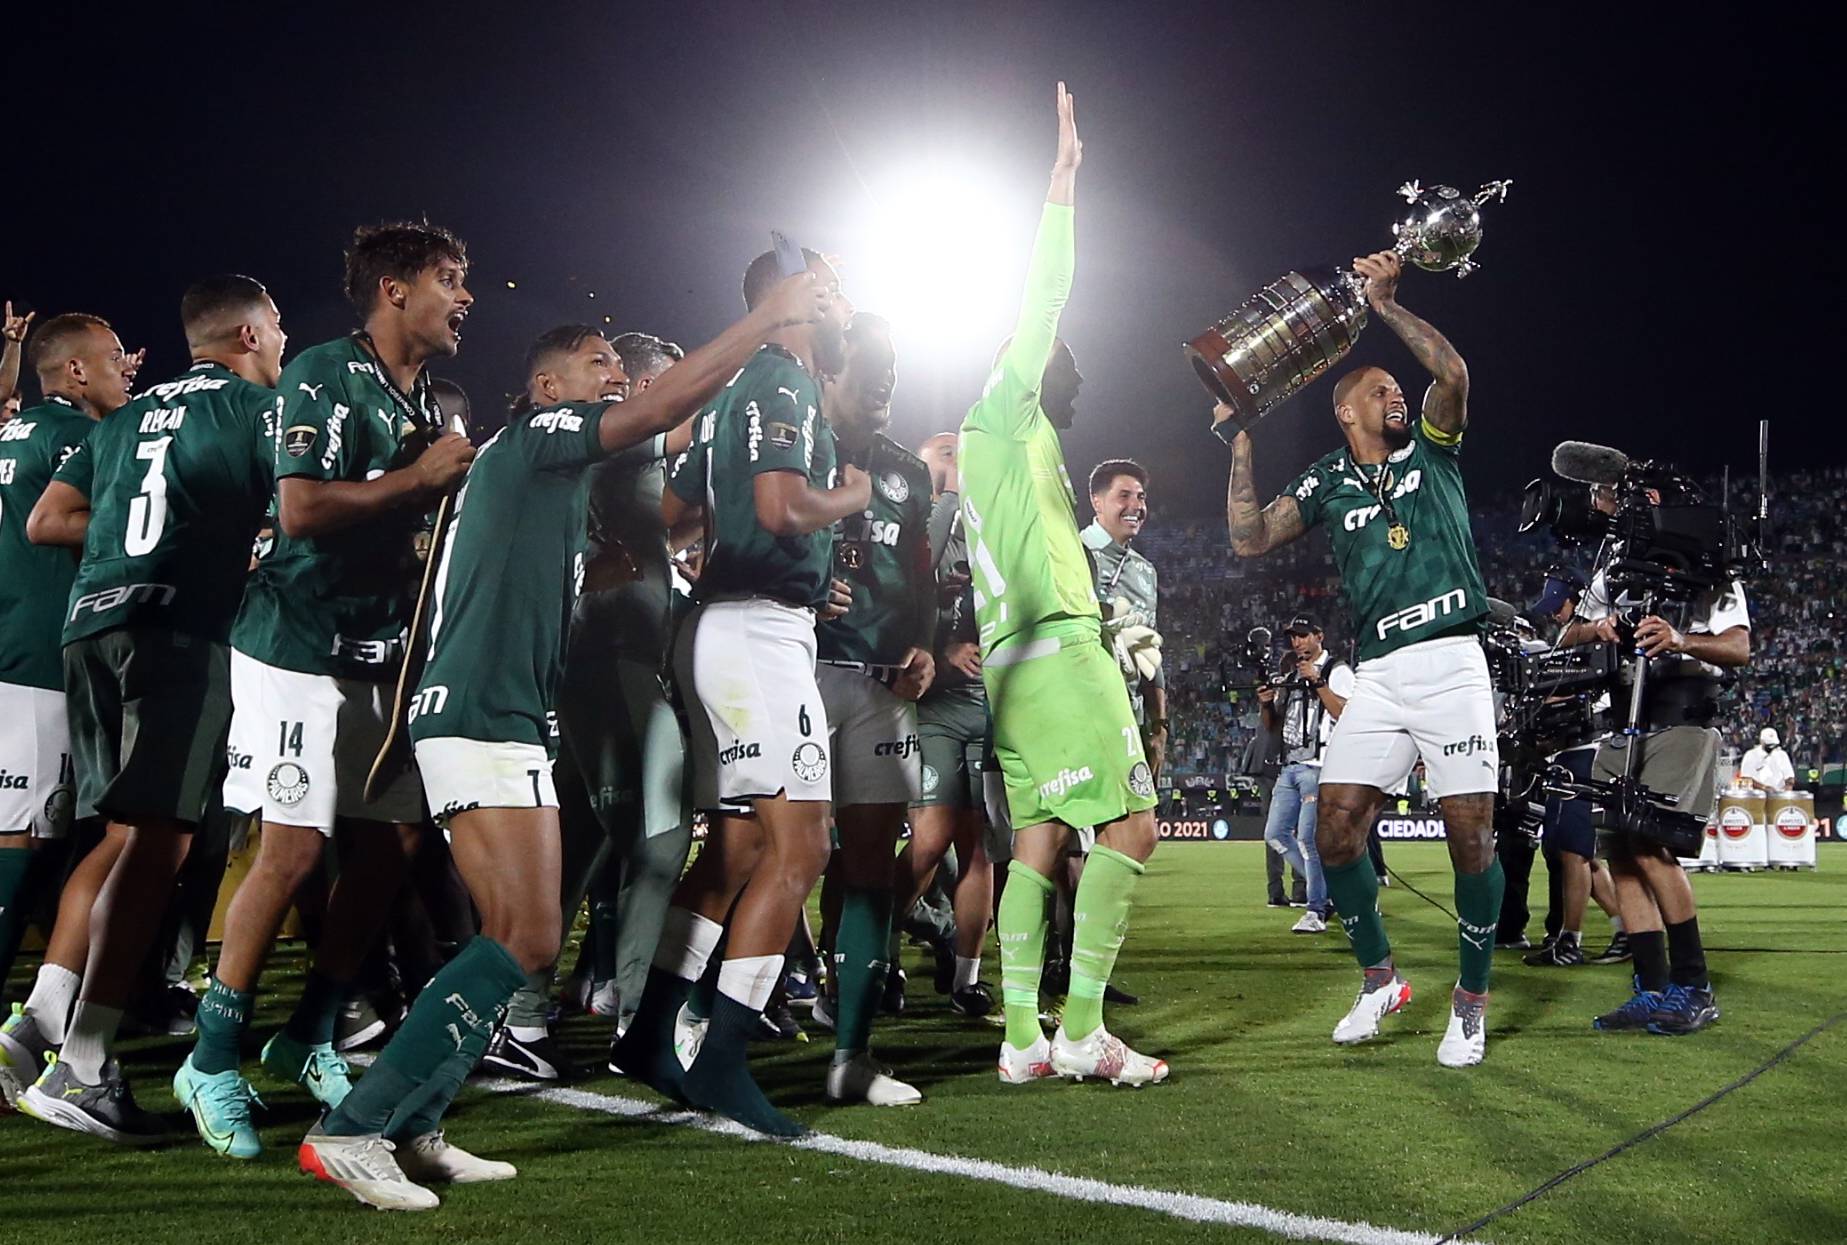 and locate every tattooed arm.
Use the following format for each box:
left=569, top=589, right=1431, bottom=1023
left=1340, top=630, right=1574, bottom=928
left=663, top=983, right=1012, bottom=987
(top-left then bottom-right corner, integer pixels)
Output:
left=1224, top=415, right=1305, bottom=557
left=1352, top=250, right=1470, bottom=437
